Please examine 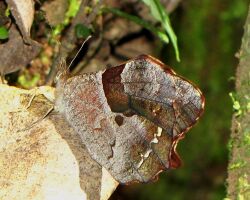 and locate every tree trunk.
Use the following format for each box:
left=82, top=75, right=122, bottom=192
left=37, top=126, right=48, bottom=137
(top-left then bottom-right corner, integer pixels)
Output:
left=226, top=4, right=250, bottom=199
